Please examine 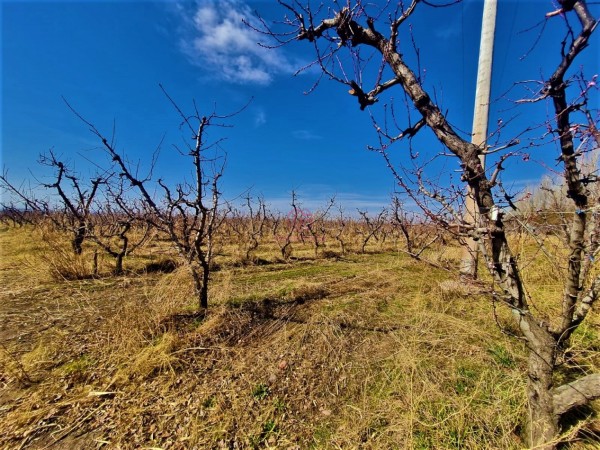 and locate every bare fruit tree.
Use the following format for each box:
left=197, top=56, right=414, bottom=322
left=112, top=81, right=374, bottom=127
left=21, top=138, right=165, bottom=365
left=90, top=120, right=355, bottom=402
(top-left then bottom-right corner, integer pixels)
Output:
left=252, top=1, right=599, bottom=448
left=390, top=196, right=442, bottom=263
left=65, top=89, right=238, bottom=310
left=356, top=207, right=387, bottom=253
left=229, top=194, right=268, bottom=264
left=1, top=149, right=106, bottom=255
left=304, top=198, right=335, bottom=257
left=272, top=190, right=301, bottom=260
left=331, top=205, right=351, bottom=255
left=89, top=179, right=153, bottom=275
